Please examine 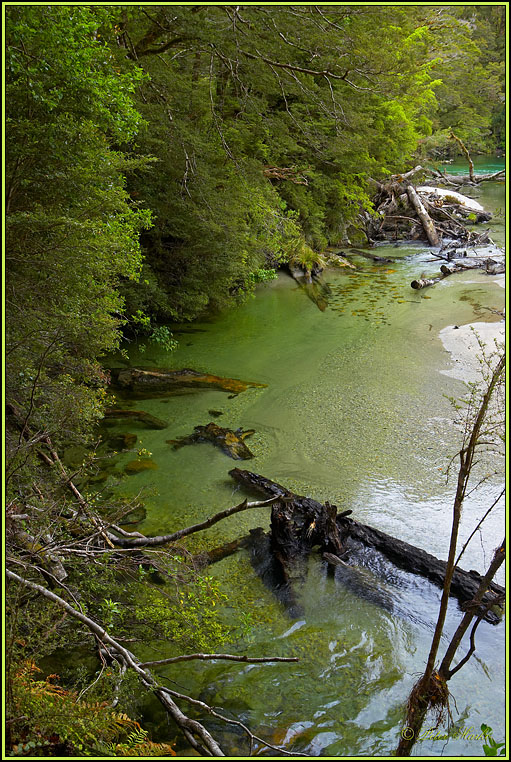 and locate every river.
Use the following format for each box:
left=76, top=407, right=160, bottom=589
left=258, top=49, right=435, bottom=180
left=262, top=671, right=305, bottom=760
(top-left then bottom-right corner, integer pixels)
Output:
left=101, top=158, right=505, bottom=756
